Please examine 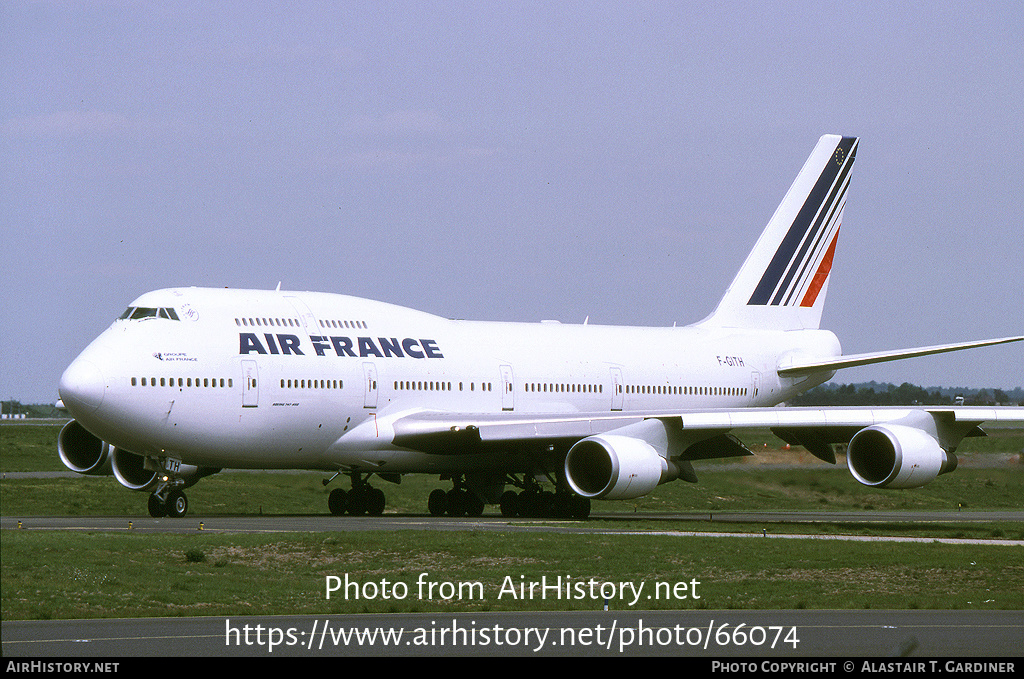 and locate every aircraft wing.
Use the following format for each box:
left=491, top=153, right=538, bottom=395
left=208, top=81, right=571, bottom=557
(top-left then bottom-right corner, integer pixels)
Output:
left=381, top=404, right=1024, bottom=497
left=389, top=405, right=1024, bottom=454
left=777, top=336, right=1024, bottom=377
